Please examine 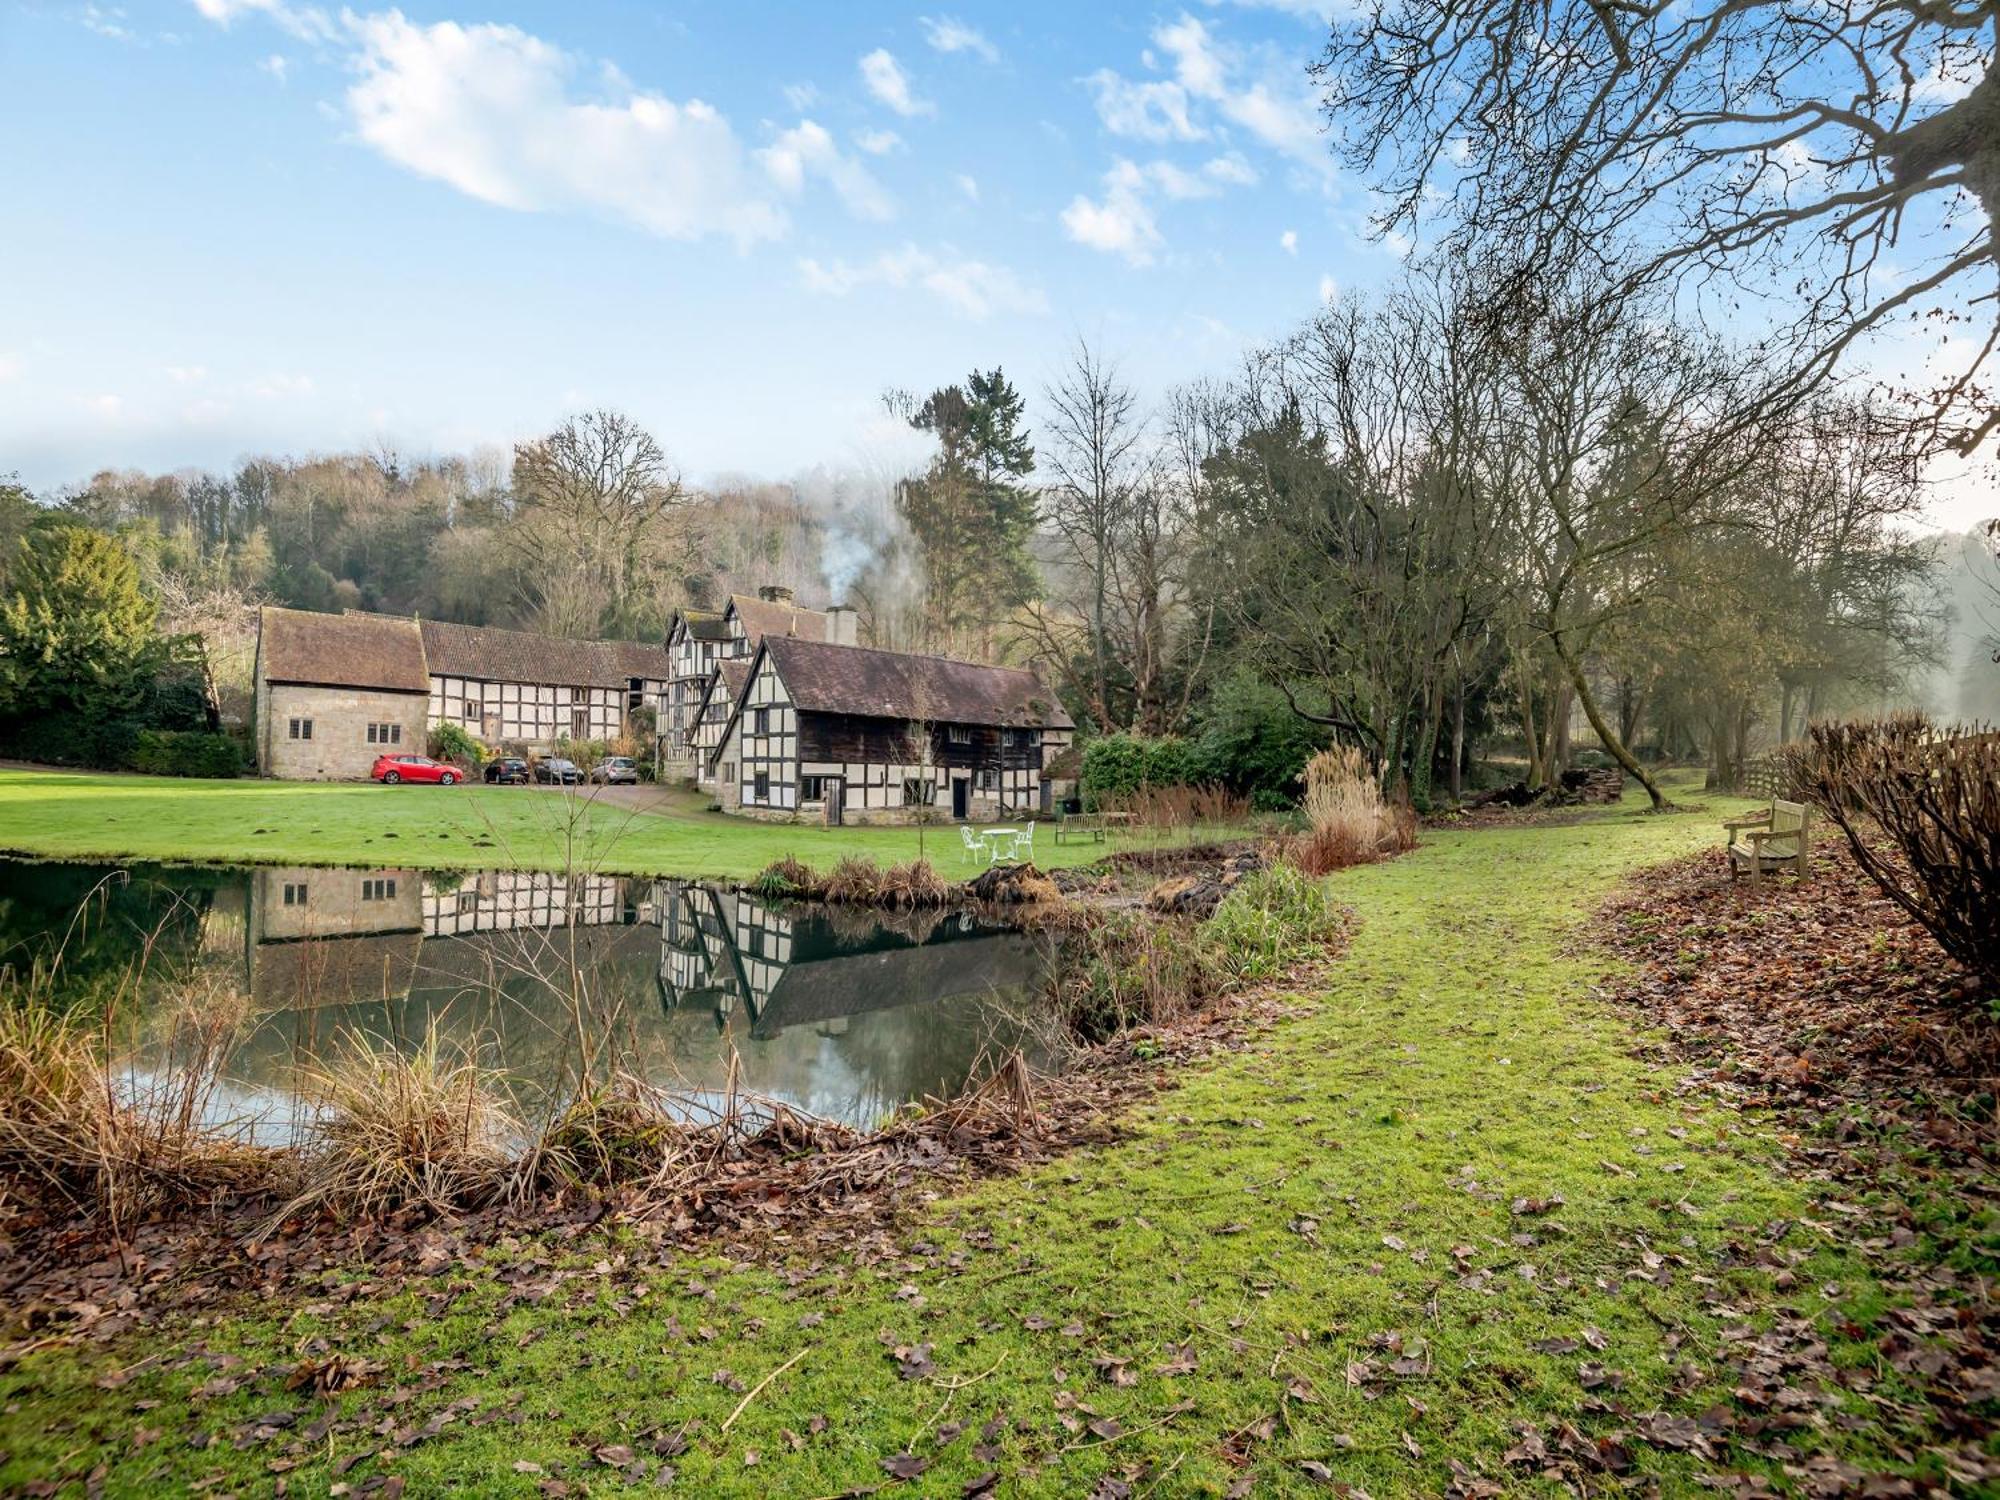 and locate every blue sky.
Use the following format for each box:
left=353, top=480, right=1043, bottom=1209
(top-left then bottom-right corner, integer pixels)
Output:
left=1, top=0, right=1399, bottom=494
